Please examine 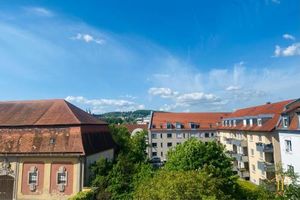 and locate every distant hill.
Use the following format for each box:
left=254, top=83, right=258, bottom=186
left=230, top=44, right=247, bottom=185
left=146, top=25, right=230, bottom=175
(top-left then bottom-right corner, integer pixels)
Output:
left=93, top=110, right=153, bottom=124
